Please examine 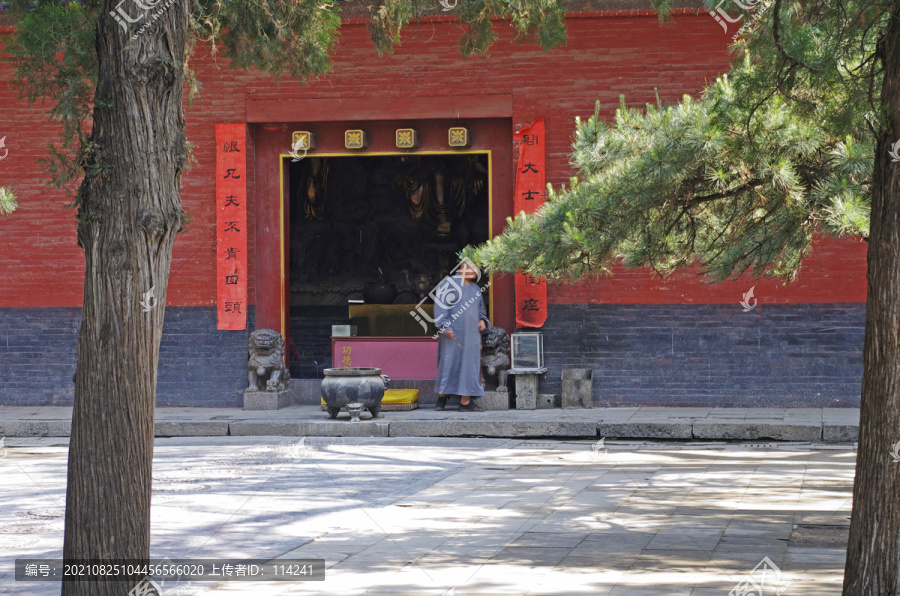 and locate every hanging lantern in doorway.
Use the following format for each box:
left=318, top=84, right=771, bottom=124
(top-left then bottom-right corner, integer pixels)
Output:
left=448, top=127, right=470, bottom=147
left=395, top=128, right=419, bottom=149
left=344, top=129, right=368, bottom=149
